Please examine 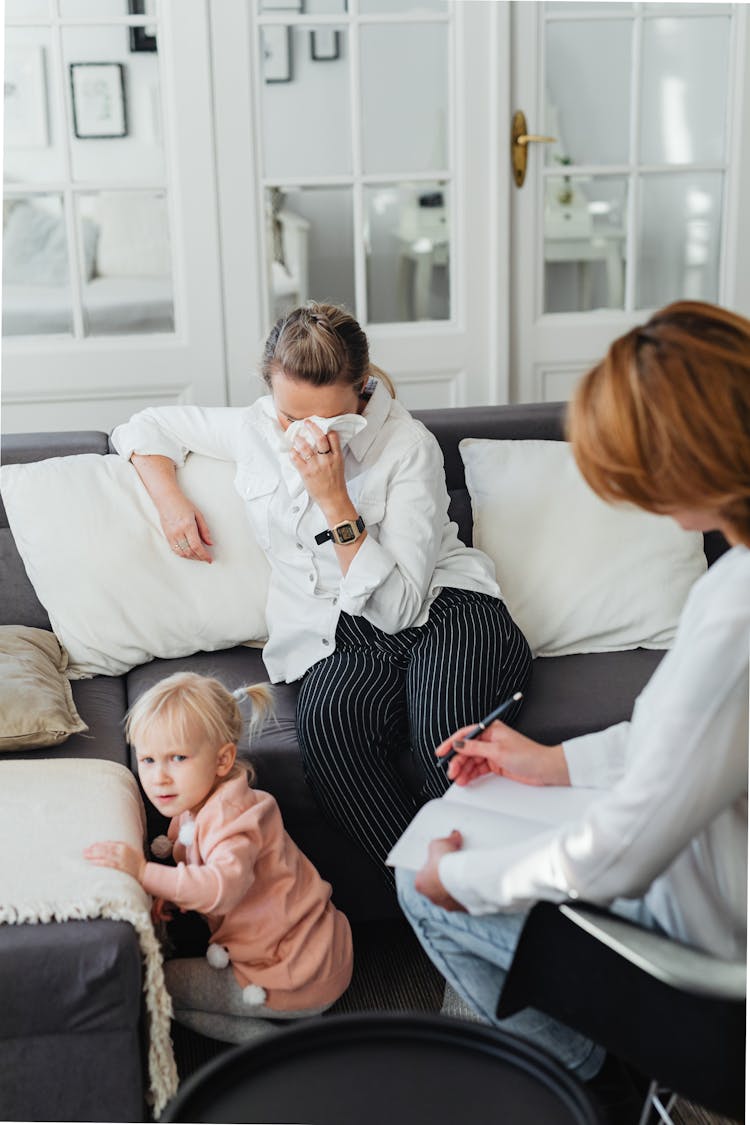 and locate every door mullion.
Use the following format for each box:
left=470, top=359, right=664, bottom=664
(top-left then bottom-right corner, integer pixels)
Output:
left=624, top=9, right=643, bottom=313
